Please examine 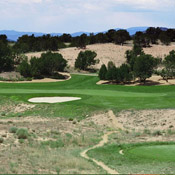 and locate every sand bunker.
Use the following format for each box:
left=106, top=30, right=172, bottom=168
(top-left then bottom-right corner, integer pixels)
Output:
left=28, top=97, right=81, bottom=103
